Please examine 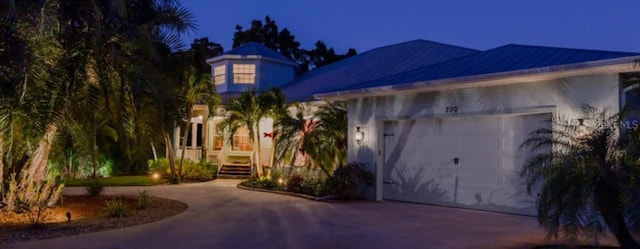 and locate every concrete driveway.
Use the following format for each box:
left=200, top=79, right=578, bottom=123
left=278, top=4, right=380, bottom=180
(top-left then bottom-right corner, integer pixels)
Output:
left=5, top=180, right=616, bottom=249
